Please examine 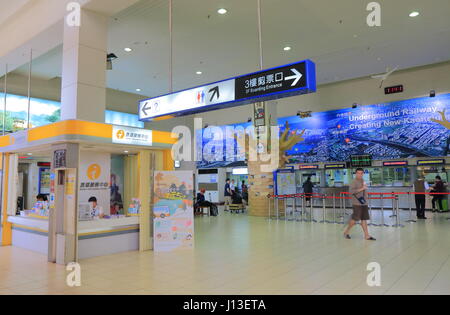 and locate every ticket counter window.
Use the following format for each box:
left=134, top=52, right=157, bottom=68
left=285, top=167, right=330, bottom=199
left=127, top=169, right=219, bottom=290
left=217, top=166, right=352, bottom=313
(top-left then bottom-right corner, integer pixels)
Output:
left=422, top=169, right=448, bottom=185
left=383, top=167, right=411, bottom=187
left=325, top=169, right=351, bottom=187
left=296, top=171, right=321, bottom=190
